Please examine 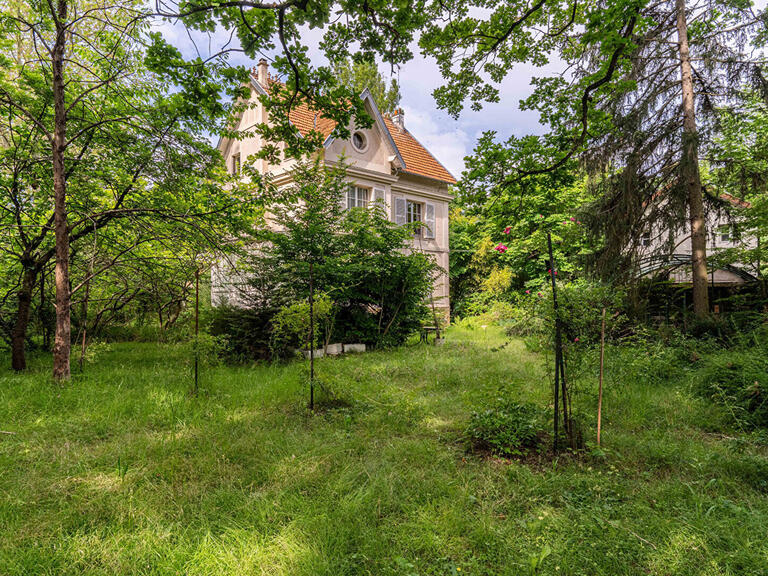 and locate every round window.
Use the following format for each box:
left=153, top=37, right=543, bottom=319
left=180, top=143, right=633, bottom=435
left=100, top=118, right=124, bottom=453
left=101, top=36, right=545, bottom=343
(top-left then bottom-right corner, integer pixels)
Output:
left=352, top=131, right=367, bottom=152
